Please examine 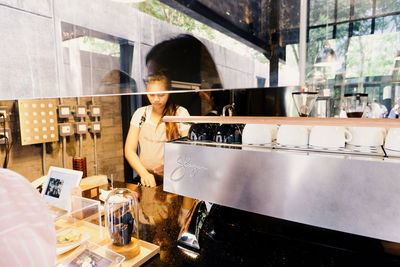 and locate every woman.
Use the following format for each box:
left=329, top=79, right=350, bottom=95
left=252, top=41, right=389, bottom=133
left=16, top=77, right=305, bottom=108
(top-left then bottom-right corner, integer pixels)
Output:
left=124, top=74, right=190, bottom=187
